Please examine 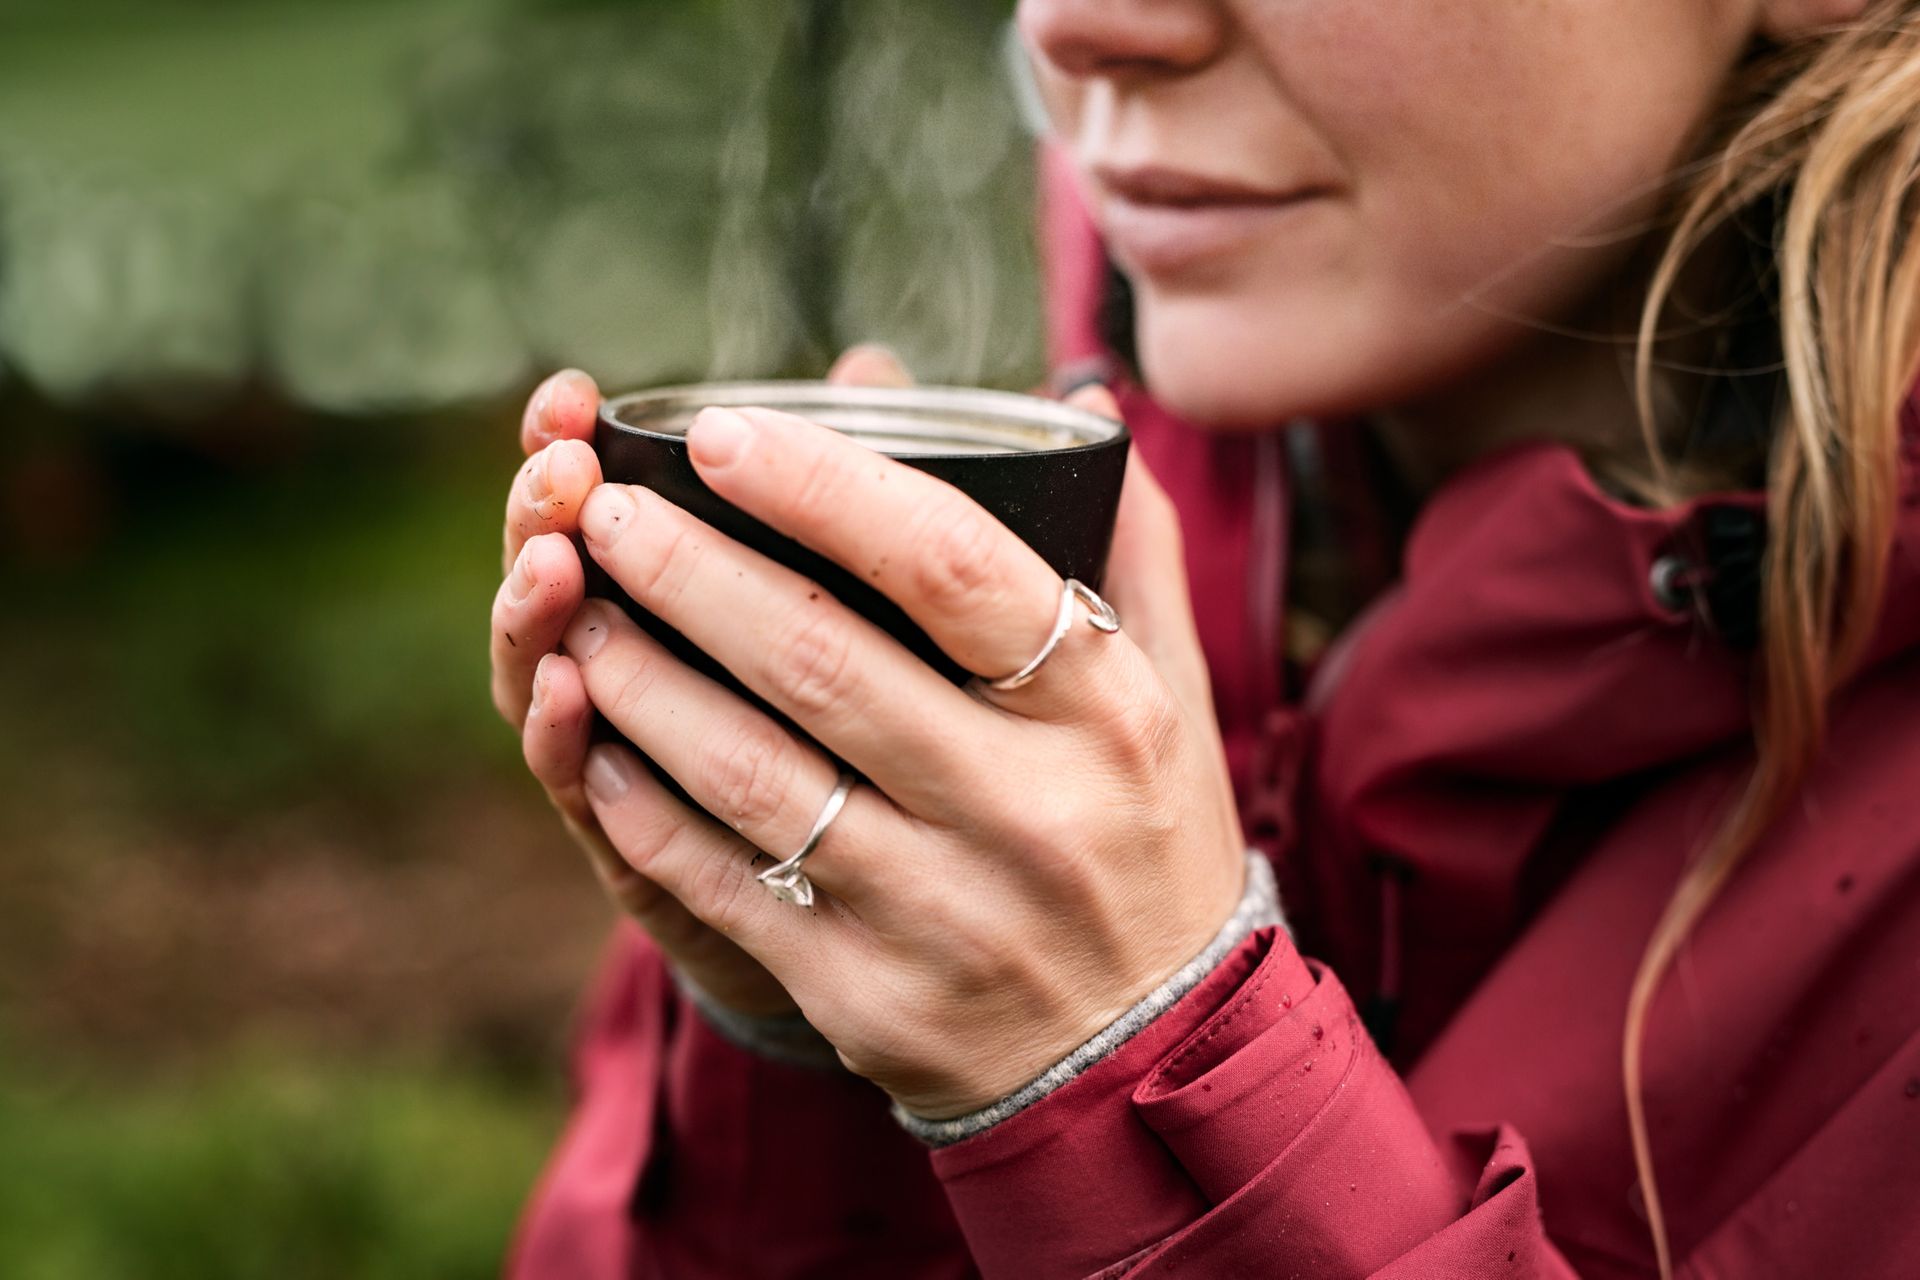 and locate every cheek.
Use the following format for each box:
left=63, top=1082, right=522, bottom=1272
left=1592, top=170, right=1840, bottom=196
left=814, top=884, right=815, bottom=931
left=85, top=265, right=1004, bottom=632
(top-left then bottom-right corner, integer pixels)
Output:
left=1275, top=0, right=1738, bottom=235
left=1138, top=0, right=1749, bottom=426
